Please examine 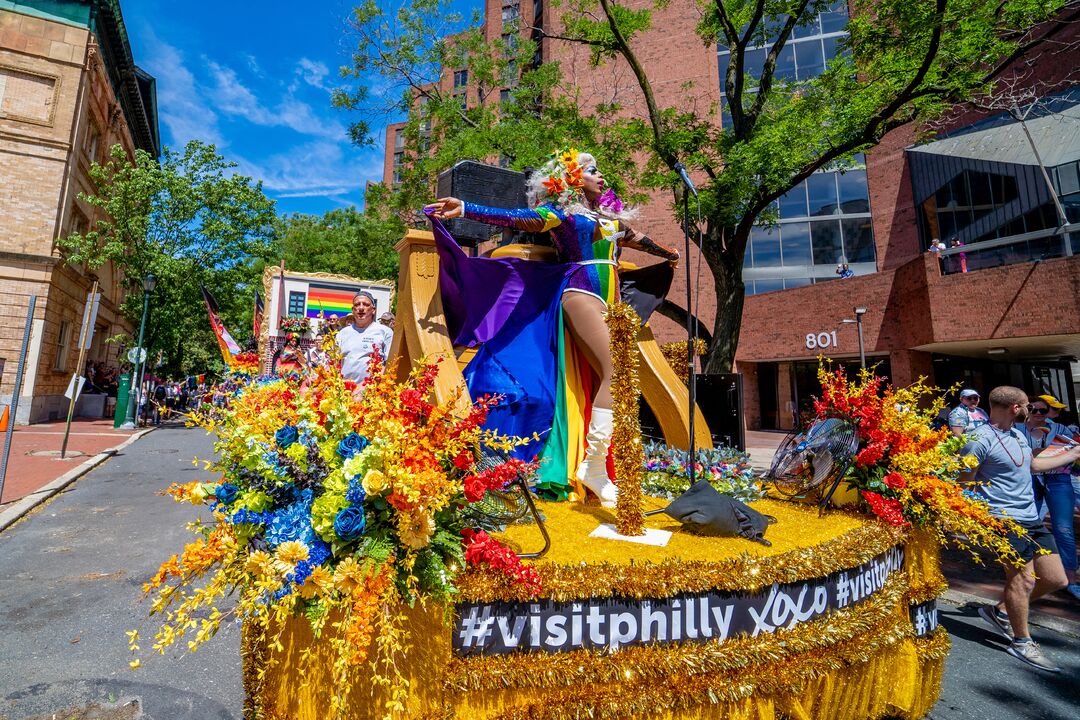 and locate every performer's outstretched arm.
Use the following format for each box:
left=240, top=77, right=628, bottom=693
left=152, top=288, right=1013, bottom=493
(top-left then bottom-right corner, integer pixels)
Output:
left=621, top=227, right=681, bottom=264
left=426, top=197, right=564, bottom=233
